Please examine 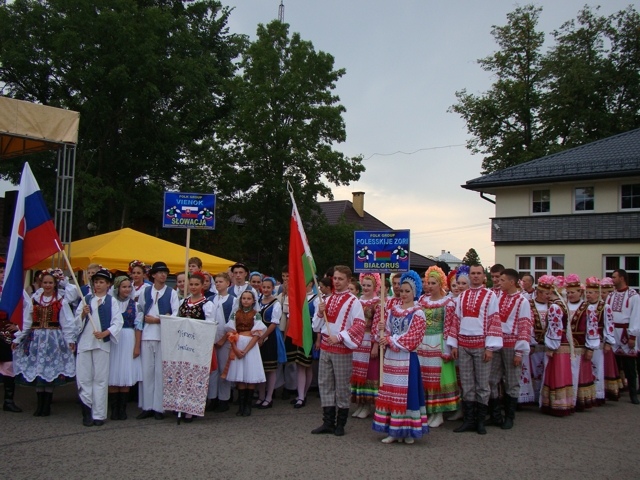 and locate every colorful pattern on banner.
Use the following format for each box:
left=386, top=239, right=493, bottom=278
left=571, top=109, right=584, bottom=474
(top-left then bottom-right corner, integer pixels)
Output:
left=354, top=230, right=410, bottom=274
left=160, top=316, right=217, bottom=416
left=163, top=192, right=216, bottom=229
